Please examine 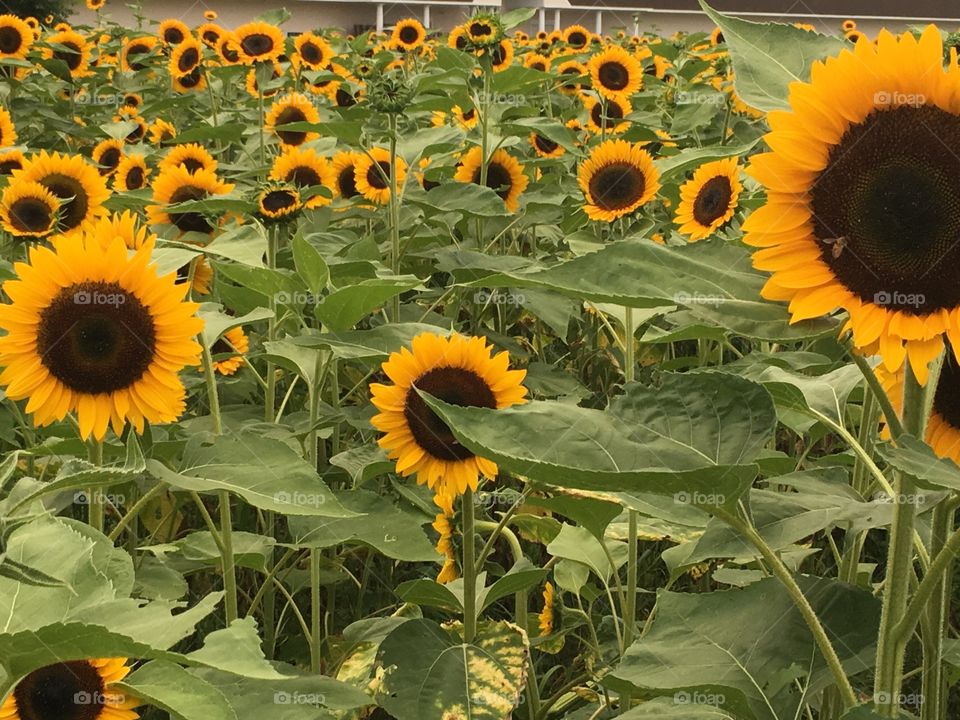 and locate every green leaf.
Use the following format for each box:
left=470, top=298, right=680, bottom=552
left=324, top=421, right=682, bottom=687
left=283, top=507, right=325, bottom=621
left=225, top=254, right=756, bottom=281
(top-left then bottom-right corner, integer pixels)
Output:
left=546, top=524, right=626, bottom=584
left=479, top=559, right=548, bottom=612
left=291, top=234, right=329, bottom=295
left=879, top=436, right=960, bottom=493
left=395, top=579, right=462, bottom=611
left=315, top=276, right=422, bottom=331
left=200, top=224, right=268, bottom=267
left=619, top=699, right=737, bottom=718
left=376, top=619, right=528, bottom=720
left=291, top=323, right=451, bottom=362
left=699, top=1, right=846, bottom=112
left=186, top=618, right=288, bottom=679
left=119, top=660, right=236, bottom=720
left=747, top=364, right=864, bottom=430
left=610, top=576, right=880, bottom=720
left=199, top=305, right=274, bottom=350
left=261, top=339, right=323, bottom=386
left=146, top=432, right=356, bottom=517
left=412, top=183, right=514, bottom=218
left=656, top=139, right=760, bottom=181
